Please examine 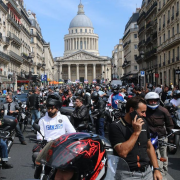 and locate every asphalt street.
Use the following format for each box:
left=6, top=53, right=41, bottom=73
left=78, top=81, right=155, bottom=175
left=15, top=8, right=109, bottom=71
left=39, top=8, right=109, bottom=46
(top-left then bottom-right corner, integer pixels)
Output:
left=0, top=126, right=180, bottom=180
